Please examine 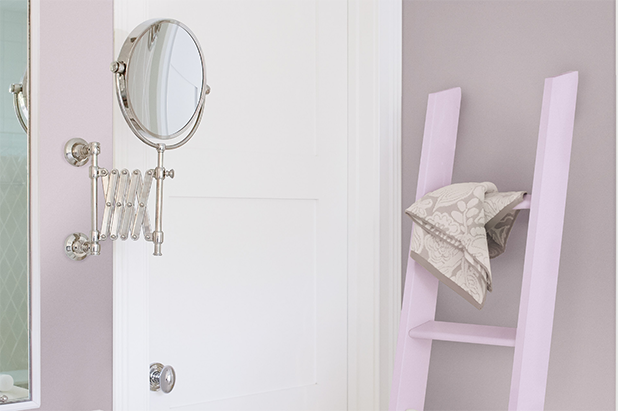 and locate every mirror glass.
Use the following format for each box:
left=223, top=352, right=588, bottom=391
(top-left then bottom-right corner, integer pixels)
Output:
left=0, top=0, right=30, bottom=404
left=127, top=21, right=203, bottom=139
